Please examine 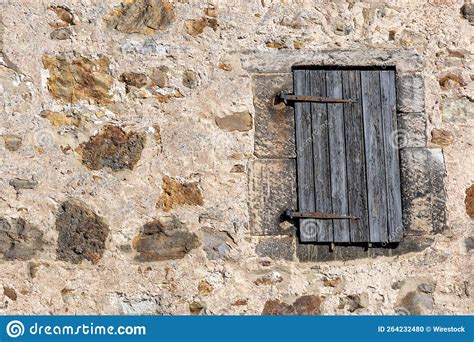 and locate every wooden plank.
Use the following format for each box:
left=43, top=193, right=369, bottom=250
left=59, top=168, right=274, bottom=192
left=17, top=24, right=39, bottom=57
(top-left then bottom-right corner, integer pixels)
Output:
left=294, top=70, right=317, bottom=242
left=296, top=243, right=318, bottom=262
left=380, top=70, right=403, bottom=242
left=342, top=70, right=369, bottom=243
left=361, top=70, right=388, bottom=243
left=326, top=70, right=350, bottom=243
left=310, top=70, right=333, bottom=242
